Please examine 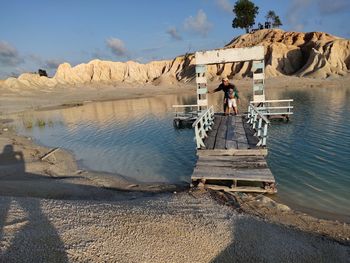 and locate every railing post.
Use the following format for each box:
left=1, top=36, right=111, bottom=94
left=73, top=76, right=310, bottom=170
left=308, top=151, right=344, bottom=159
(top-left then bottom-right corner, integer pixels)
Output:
left=257, top=117, right=262, bottom=137
left=262, top=123, right=268, bottom=146
left=253, top=114, right=258, bottom=130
